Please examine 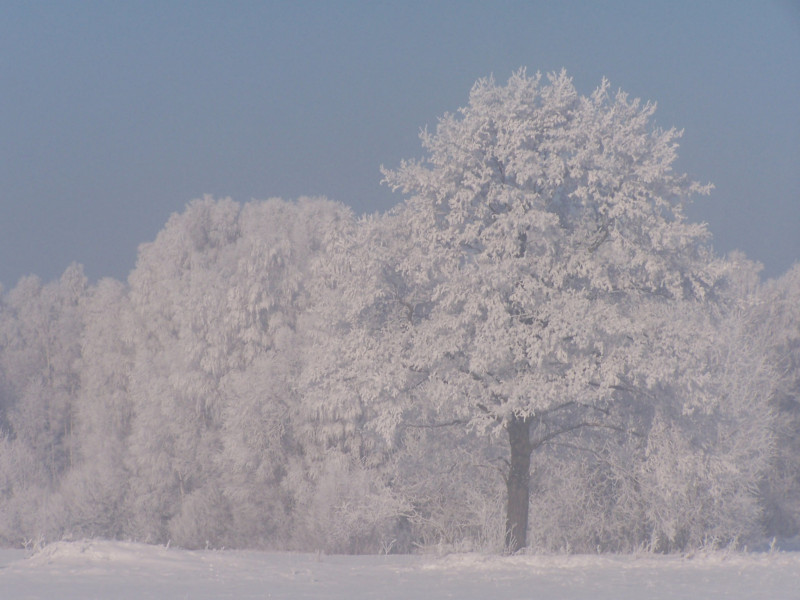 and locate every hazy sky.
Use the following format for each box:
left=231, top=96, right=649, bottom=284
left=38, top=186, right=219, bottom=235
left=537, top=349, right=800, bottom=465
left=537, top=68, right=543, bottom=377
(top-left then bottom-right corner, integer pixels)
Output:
left=1, top=1, right=798, bottom=287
